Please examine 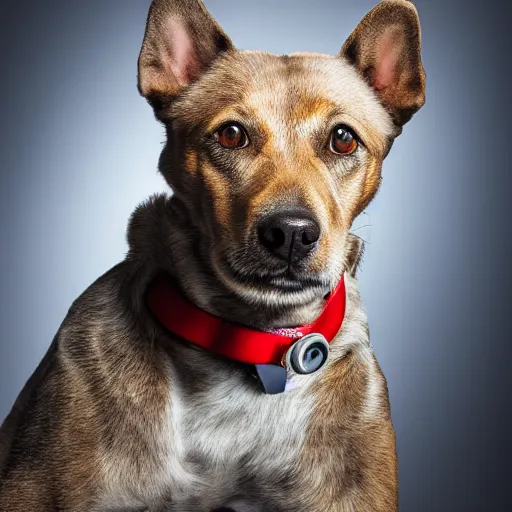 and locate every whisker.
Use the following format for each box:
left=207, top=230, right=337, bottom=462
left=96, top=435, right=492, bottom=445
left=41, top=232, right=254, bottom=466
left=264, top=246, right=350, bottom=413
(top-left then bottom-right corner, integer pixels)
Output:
left=350, top=224, right=372, bottom=232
